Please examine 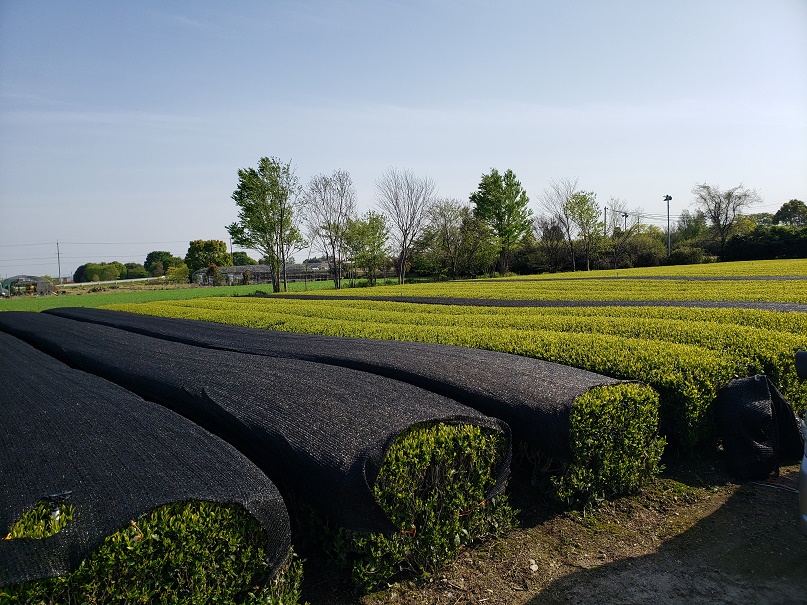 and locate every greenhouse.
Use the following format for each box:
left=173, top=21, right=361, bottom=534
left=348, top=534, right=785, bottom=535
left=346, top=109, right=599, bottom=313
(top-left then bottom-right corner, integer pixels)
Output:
left=0, top=275, right=52, bottom=296
left=191, top=264, right=330, bottom=286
